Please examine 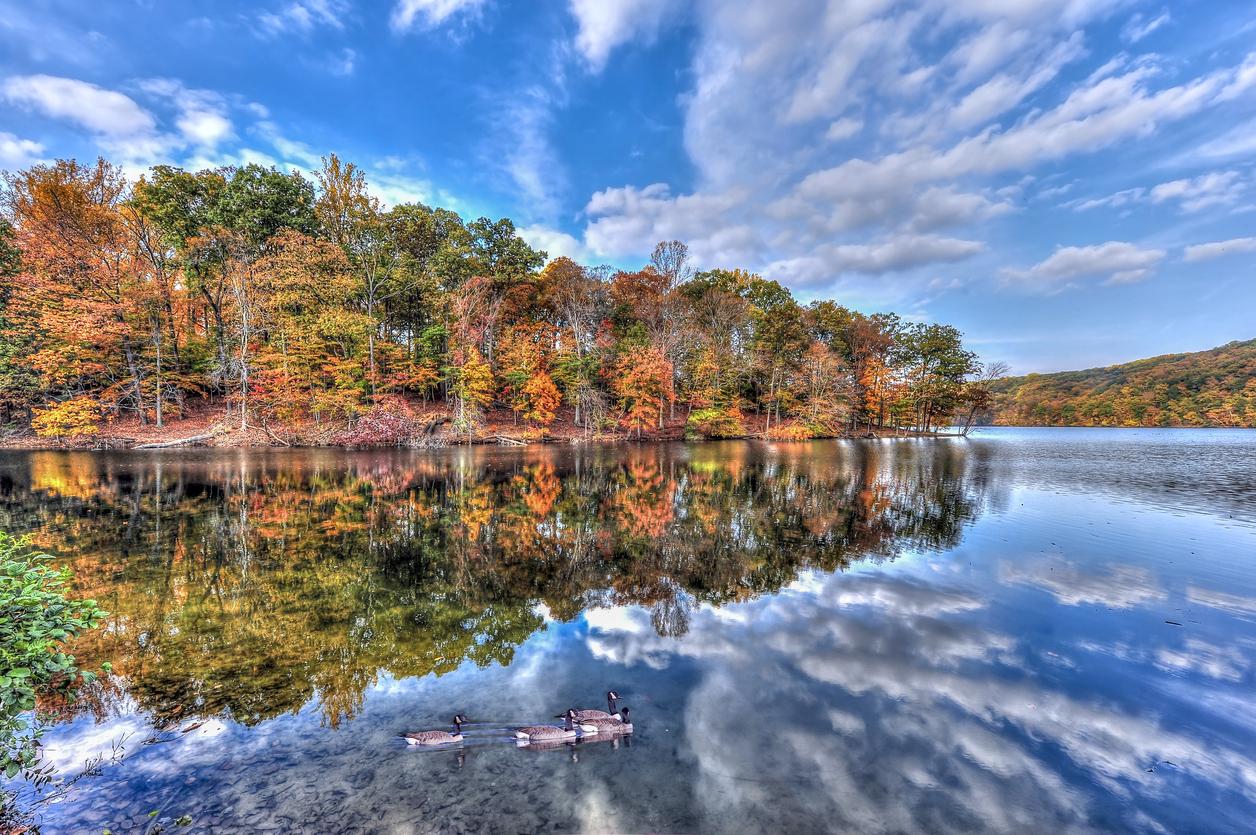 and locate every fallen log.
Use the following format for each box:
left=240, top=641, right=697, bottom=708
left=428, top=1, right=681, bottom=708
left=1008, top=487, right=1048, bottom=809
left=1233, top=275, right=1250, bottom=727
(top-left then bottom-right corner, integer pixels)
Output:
left=492, top=435, right=526, bottom=446
left=133, top=431, right=217, bottom=450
